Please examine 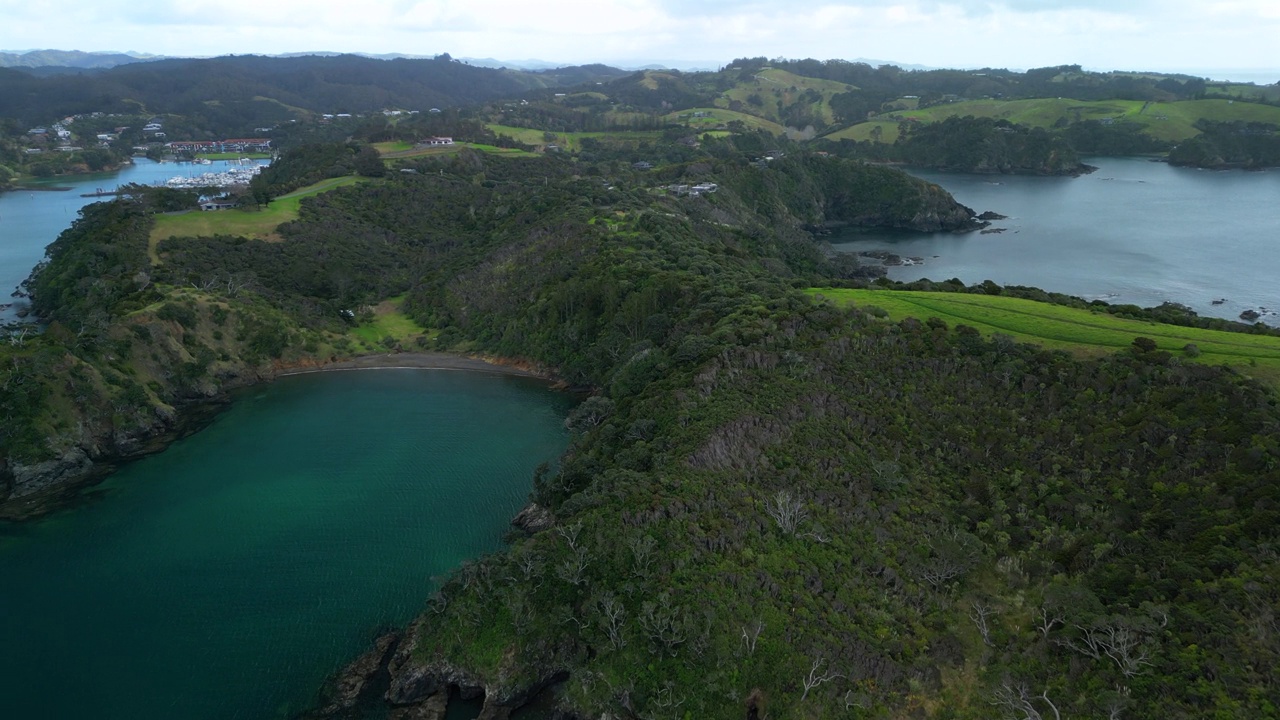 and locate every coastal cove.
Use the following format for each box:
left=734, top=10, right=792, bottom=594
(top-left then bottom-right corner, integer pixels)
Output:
left=0, top=369, right=573, bottom=720
left=832, top=157, right=1280, bottom=323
